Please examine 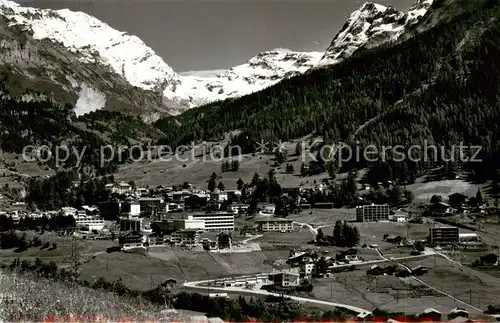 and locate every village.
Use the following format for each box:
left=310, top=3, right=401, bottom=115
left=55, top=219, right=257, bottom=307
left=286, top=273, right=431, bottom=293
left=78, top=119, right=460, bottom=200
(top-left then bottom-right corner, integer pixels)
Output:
left=1, top=169, right=500, bottom=320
